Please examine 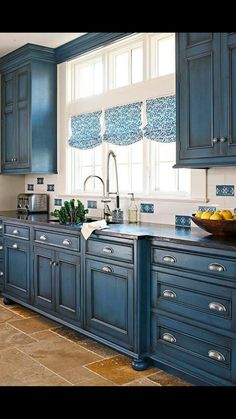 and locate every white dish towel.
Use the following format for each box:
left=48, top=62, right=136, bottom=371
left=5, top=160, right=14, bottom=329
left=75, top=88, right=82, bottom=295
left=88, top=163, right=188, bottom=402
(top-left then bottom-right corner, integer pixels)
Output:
left=81, top=219, right=108, bottom=240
